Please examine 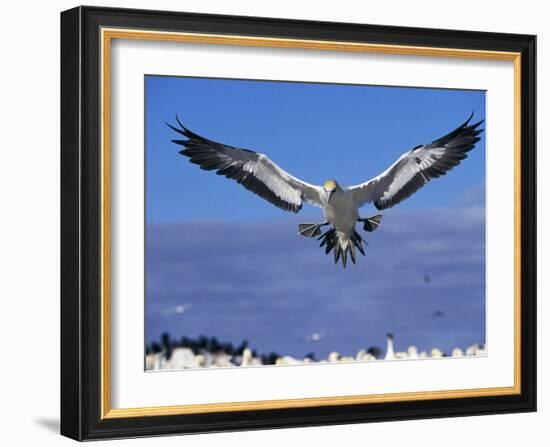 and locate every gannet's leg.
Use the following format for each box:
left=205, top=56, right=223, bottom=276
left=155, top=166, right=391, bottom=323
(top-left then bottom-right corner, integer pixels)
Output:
left=297, top=221, right=329, bottom=238
left=357, top=214, right=383, bottom=233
